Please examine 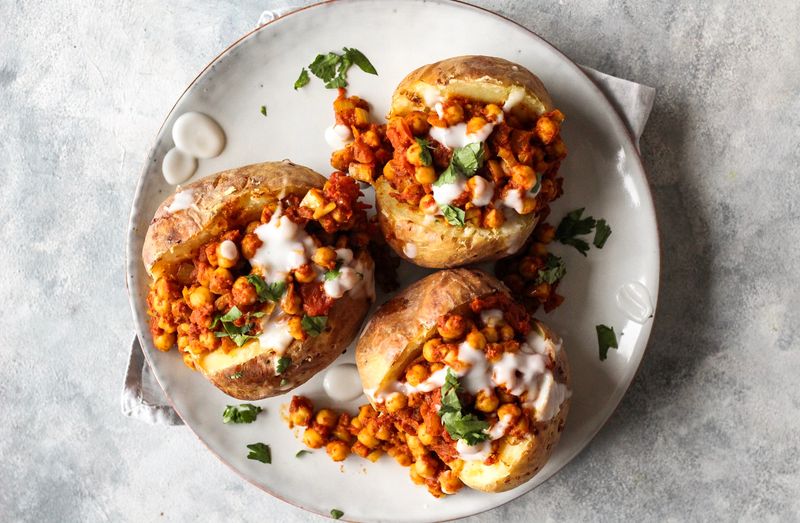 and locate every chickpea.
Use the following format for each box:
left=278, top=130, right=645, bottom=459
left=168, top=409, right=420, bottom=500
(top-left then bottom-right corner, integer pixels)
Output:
left=482, top=326, right=500, bottom=343
left=153, top=332, right=175, bottom=351
left=354, top=107, right=370, bottom=128
left=389, top=446, right=413, bottom=467
left=519, top=196, right=538, bottom=215
left=417, top=423, right=435, bottom=446
left=382, top=161, right=396, bottom=181
left=422, top=338, right=445, bottom=363
left=293, top=264, right=316, bottom=284
left=204, top=243, right=219, bottom=267
left=326, top=440, right=350, bottom=462
left=231, top=277, right=257, bottom=308
left=409, top=467, right=425, bottom=485
left=405, top=363, right=430, bottom=387
left=177, top=334, right=189, bottom=350
left=365, top=449, right=383, bottom=462
left=498, top=403, right=522, bottom=422
left=155, top=278, right=174, bottom=299
left=465, top=330, right=487, bottom=350
left=375, top=423, right=393, bottom=441
left=406, top=435, right=427, bottom=459
left=287, top=315, right=306, bottom=341
left=357, top=428, right=380, bottom=449
left=414, top=165, right=437, bottom=184
left=499, top=324, right=516, bottom=341
left=430, top=362, right=444, bottom=373
left=199, top=331, right=220, bottom=351
left=290, top=404, right=312, bottom=427
left=188, top=286, right=213, bottom=310
left=437, top=314, right=467, bottom=340
left=357, top=404, right=374, bottom=422
left=466, top=116, right=488, bottom=135
left=385, top=392, right=408, bottom=414
left=465, top=207, right=482, bottom=227
left=152, top=297, right=170, bottom=316
left=349, top=417, right=363, bottom=431
left=528, top=242, right=549, bottom=257
left=475, top=389, right=500, bottom=413
left=361, top=129, right=381, bottom=148
left=439, top=470, right=464, bottom=494
left=281, top=284, right=303, bottom=316
left=535, top=115, right=559, bottom=144
left=534, top=223, right=556, bottom=244
left=240, top=233, right=263, bottom=260
left=442, top=103, right=465, bottom=126
left=419, top=194, right=439, bottom=215
left=483, top=207, right=505, bottom=229
left=405, top=142, right=424, bottom=166
left=187, top=340, right=205, bottom=356
left=303, top=427, right=325, bottom=449
left=484, top=103, right=503, bottom=122
left=511, top=165, right=537, bottom=191
left=216, top=240, right=239, bottom=269
left=550, top=138, right=568, bottom=159
left=312, top=246, right=337, bottom=270
left=414, top=455, right=439, bottom=480
left=519, top=256, right=544, bottom=280
left=208, top=267, right=233, bottom=295
left=315, top=409, right=338, bottom=428
left=405, top=111, right=430, bottom=135
left=351, top=442, right=370, bottom=459
left=332, top=425, right=353, bottom=444
left=528, top=281, right=551, bottom=302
